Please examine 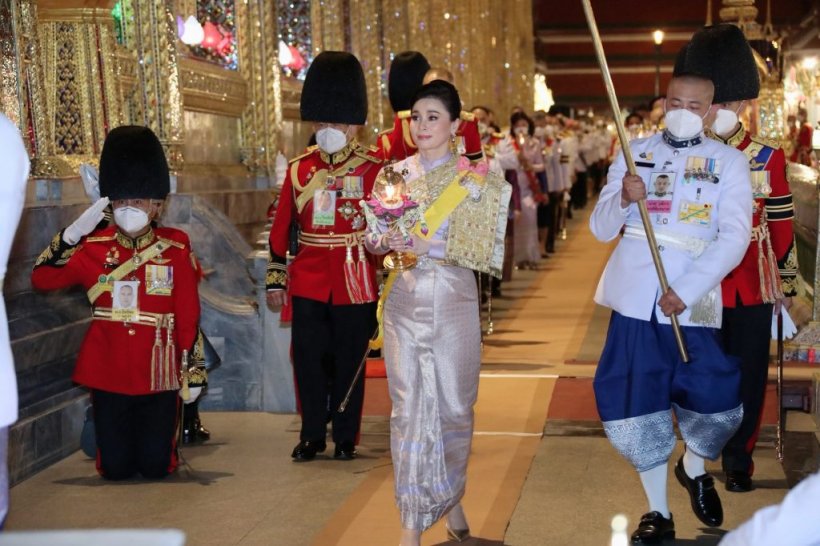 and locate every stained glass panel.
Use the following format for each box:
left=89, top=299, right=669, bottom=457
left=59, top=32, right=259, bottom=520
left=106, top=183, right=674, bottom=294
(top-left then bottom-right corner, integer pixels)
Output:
left=187, top=0, right=238, bottom=70
left=276, top=0, right=312, bottom=80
